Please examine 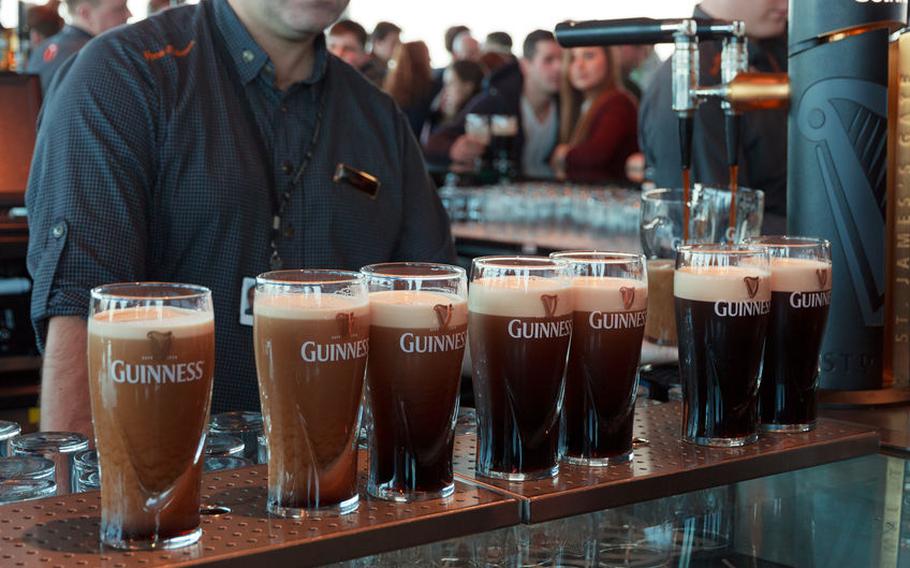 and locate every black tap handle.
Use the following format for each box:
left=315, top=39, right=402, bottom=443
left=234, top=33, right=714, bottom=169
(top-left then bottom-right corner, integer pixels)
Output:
left=678, top=115, right=694, bottom=171
left=555, top=18, right=737, bottom=47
